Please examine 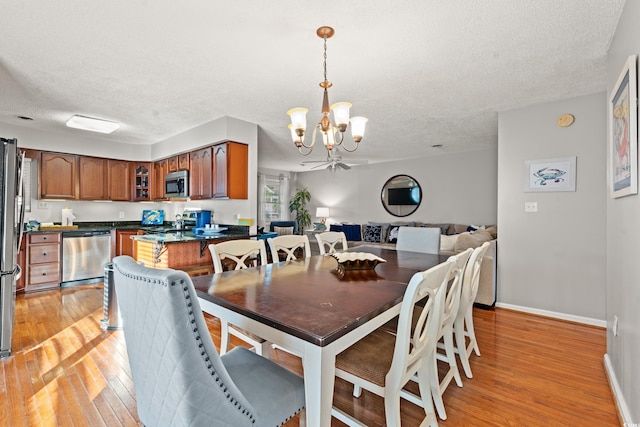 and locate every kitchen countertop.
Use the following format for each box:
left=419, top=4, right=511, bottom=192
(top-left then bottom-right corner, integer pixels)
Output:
left=130, top=230, right=249, bottom=244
